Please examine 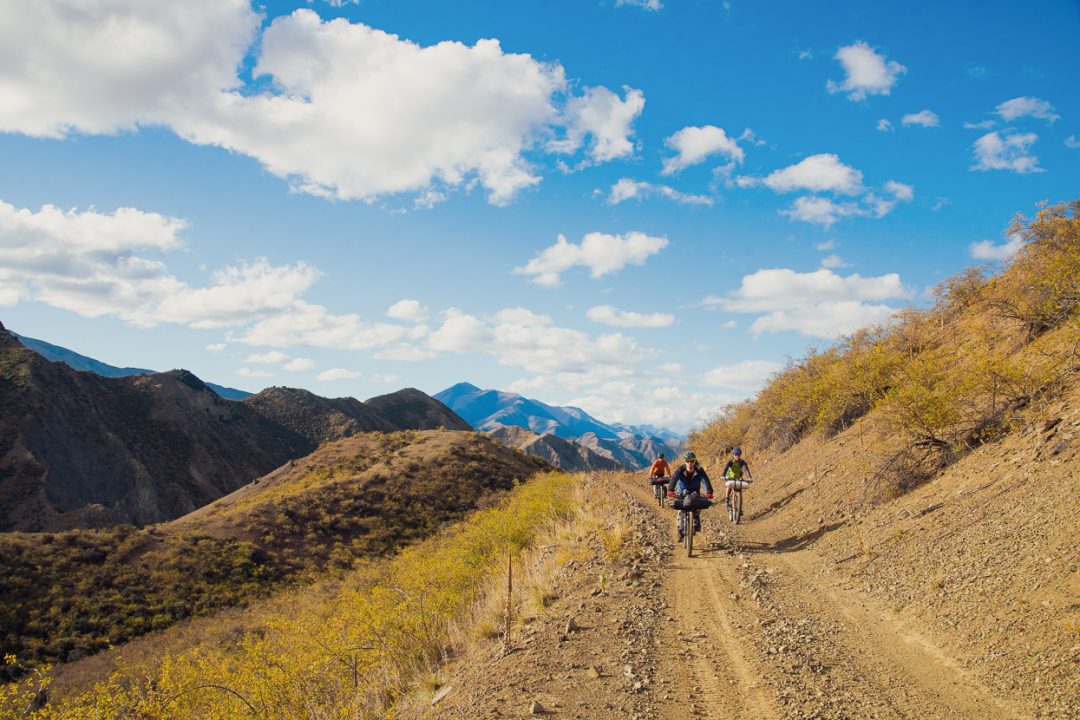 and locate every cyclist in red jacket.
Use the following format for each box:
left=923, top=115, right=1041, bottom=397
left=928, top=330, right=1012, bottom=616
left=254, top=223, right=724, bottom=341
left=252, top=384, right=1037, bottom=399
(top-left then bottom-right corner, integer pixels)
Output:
left=648, top=453, right=671, bottom=480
